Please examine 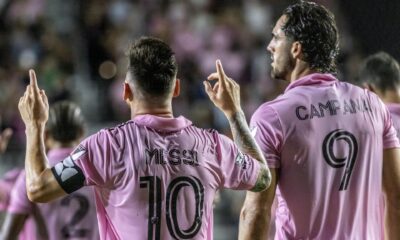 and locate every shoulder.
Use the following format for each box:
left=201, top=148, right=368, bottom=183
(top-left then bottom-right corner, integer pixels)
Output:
left=190, top=125, right=221, bottom=141
left=251, top=102, right=281, bottom=124
left=85, top=120, right=138, bottom=147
